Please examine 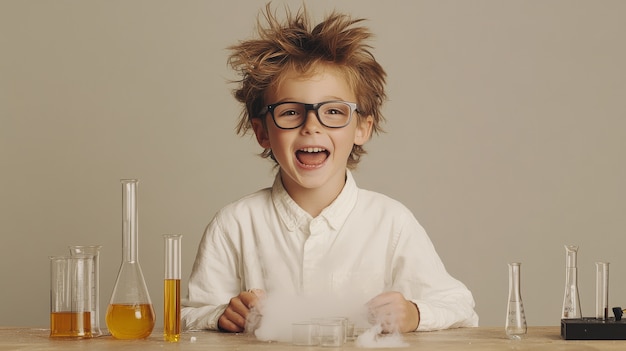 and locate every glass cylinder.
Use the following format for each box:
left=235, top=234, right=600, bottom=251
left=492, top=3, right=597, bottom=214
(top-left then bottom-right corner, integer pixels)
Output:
left=69, top=245, right=102, bottom=336
left=105, top=179, right=155, bottom=339
left=595, top=262, right=609, bottom=320
left=561, top=245, right=582, bottom=319
left=49, top=255, right=93, bottom=338
left=505, top=262, right=527, bottom=340
left=163, top=234, right=182, bottom=342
